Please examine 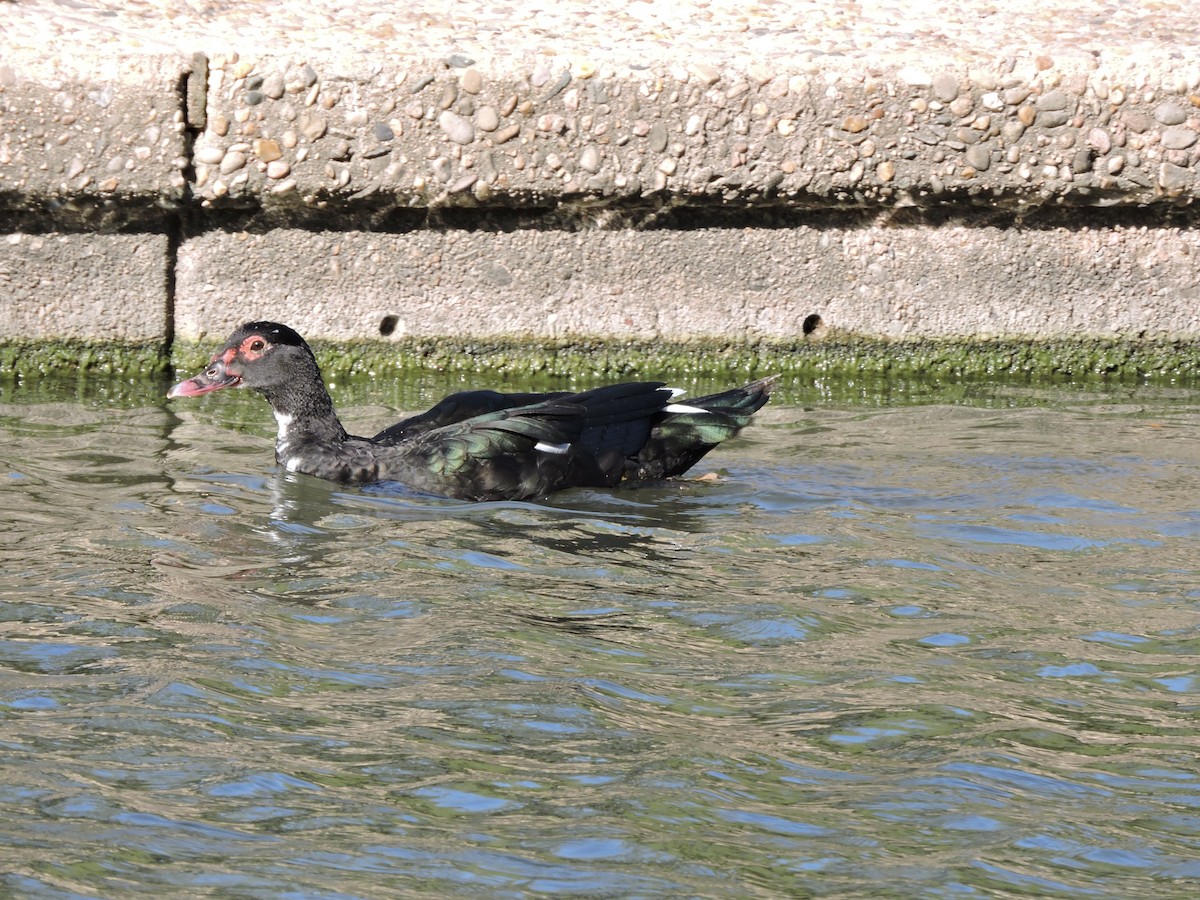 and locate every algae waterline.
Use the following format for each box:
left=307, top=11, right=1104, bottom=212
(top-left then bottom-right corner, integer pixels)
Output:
left=0, top=340, right=170, bottom=379
left=4, top=336, right=1200, bottom=384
